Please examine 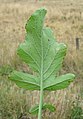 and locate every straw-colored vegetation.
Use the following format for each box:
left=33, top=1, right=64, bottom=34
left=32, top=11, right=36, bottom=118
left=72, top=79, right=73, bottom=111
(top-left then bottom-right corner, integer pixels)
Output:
left=0, top=0, right=83, bottom=119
